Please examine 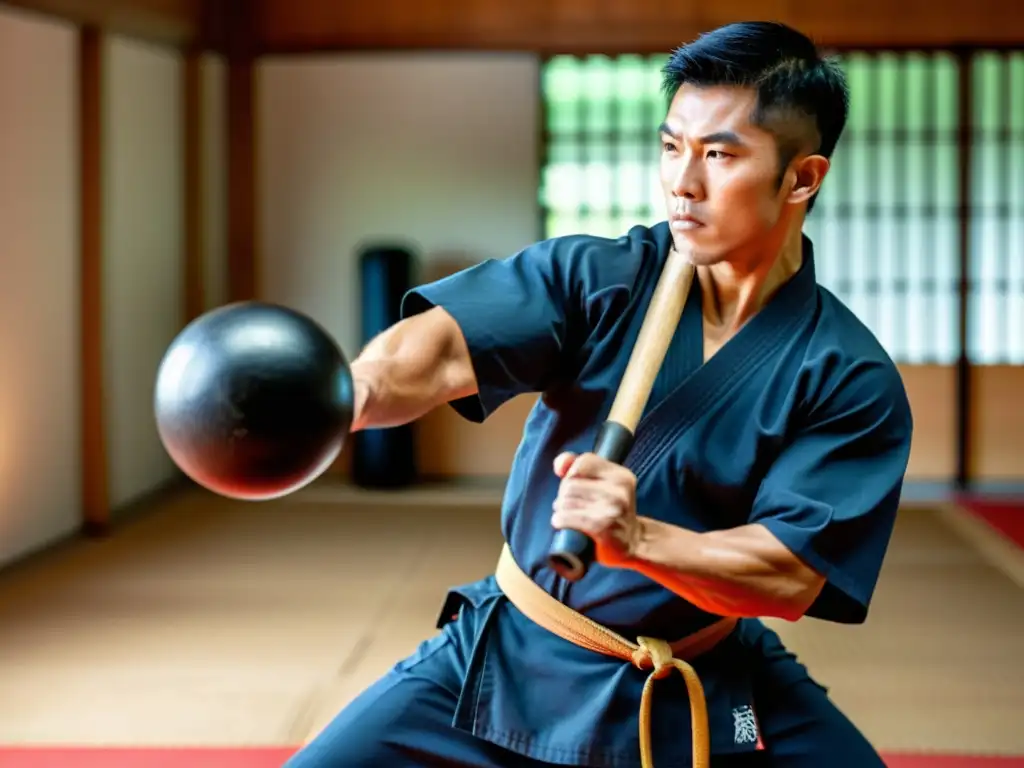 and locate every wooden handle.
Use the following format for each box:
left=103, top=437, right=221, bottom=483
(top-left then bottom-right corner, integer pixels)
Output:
left=607, top=248, right=696, bottom=430
left=548, top=249, right=695, bottom=581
